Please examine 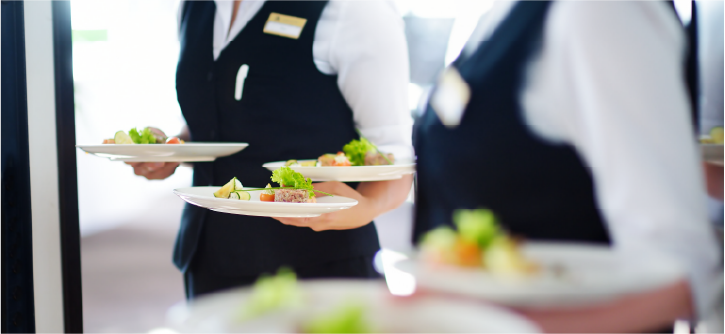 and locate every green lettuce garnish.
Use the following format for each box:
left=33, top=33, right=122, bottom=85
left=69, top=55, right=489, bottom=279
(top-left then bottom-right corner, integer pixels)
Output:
left=453, top=209, right=500, bottom=248
left=239, top=267, right=302, bottom=321
left=342, top=138, right=376, bottom=166
left=302, top=301, right=374, bottom=334
left=271, top=167, right=316, bottom=197
left=128, top=127, right=156, bottom=144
